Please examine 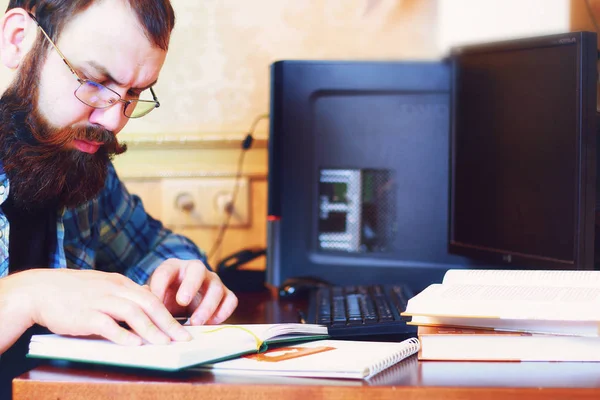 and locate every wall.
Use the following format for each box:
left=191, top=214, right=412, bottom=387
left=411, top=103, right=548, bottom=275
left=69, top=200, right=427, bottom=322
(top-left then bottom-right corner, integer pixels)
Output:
left=571, top=0, right=600, bottom=34
left=437, top=0, right=570, bottom=54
